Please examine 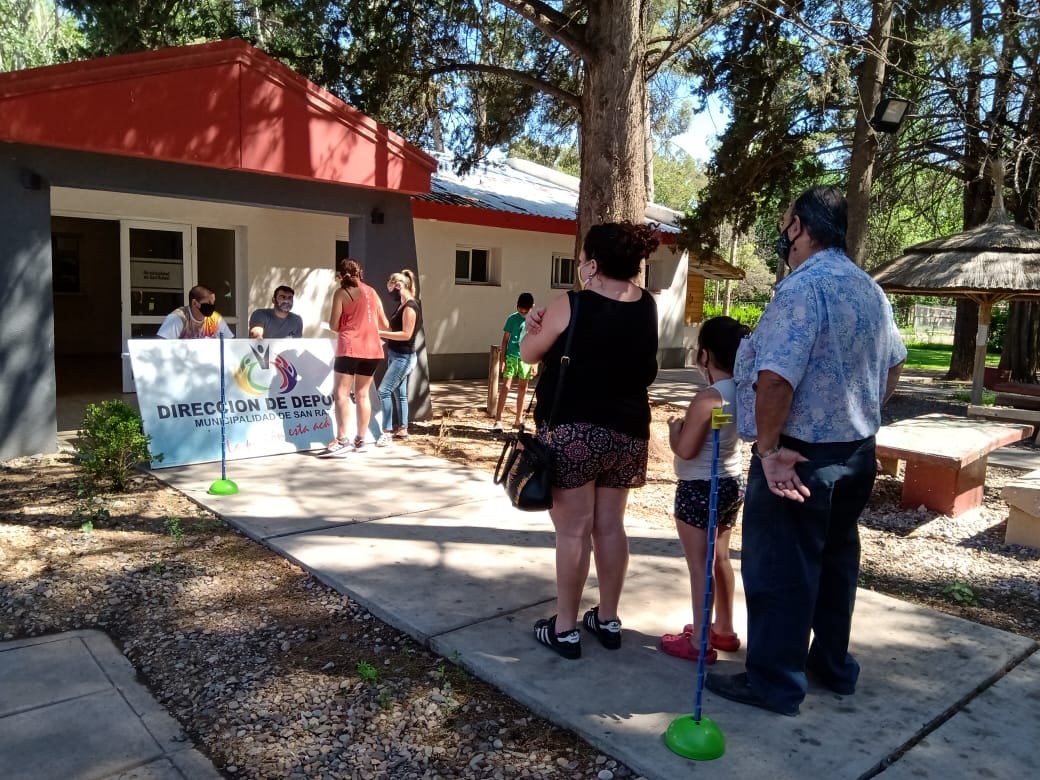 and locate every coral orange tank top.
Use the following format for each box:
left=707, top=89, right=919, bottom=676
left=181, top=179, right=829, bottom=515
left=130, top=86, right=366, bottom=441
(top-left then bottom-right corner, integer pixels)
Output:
left=336, top=283, right=384, bottom=359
